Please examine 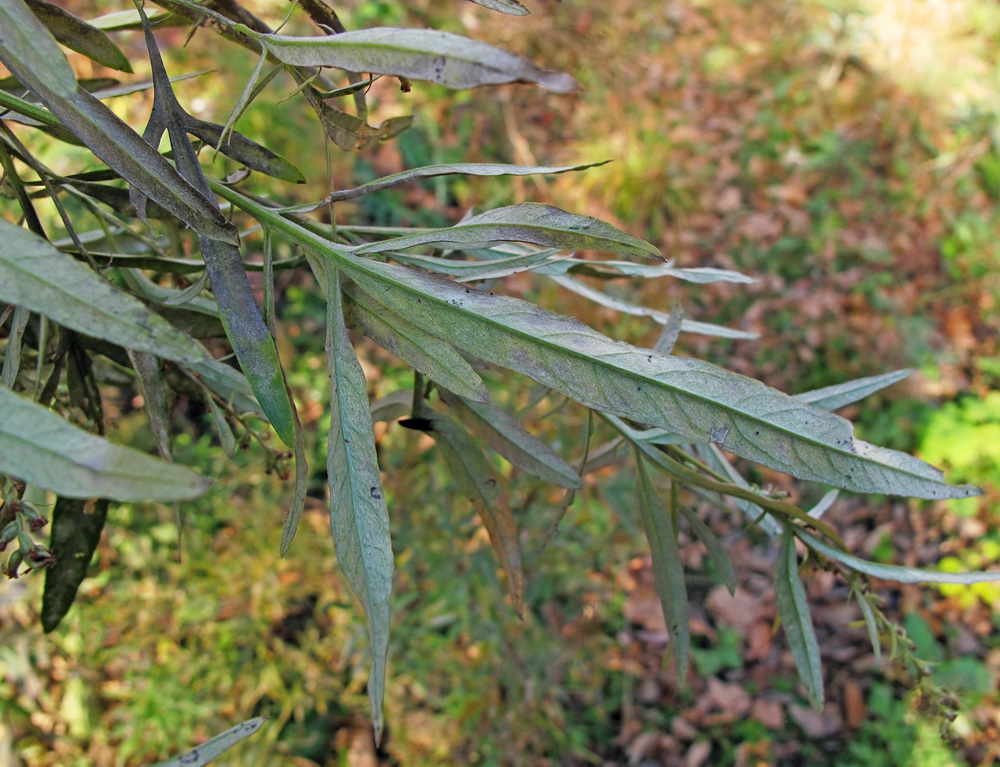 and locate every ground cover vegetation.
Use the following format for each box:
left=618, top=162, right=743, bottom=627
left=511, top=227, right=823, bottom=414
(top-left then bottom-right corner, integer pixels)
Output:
left=1, top=0, right=999, bottom=764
